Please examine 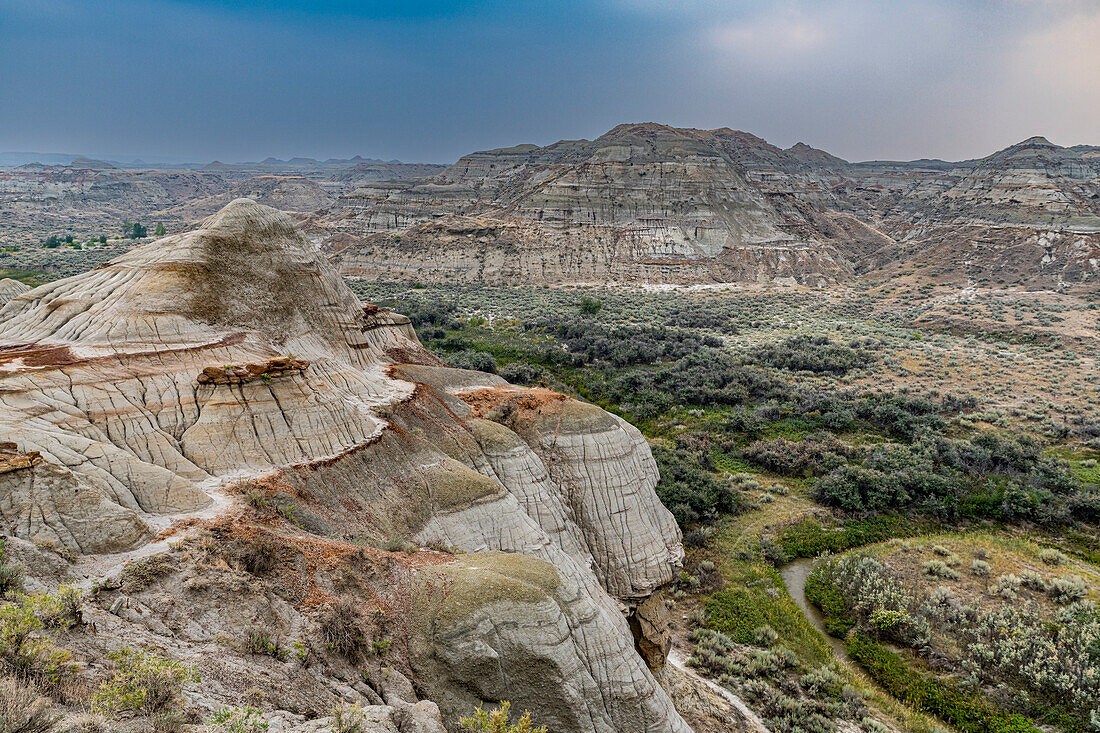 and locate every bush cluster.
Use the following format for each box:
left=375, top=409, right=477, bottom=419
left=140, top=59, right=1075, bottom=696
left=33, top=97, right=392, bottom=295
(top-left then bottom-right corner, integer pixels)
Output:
left=812, top=433, right=1094, bottom=524
left=811, top=550, right=1100, bottom=730
left=846, top=633, right=1040, bottom=733
left=743, top=335, right=878, bottom=375
left=91, top=647, right=197, bottom=716
left=652, top=441, right=741, bottom=526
